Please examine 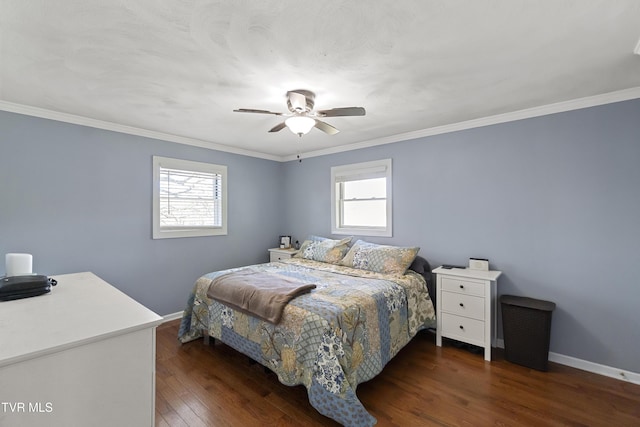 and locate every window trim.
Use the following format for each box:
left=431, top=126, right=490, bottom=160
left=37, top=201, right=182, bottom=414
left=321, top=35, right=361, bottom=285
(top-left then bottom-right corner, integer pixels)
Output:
left=152, top=156, right=227, bottom=239
left=331, top=158, right=392, bottom=237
